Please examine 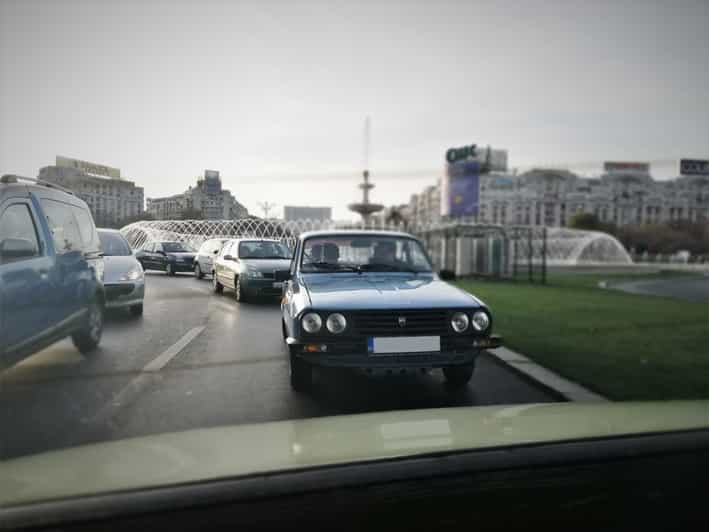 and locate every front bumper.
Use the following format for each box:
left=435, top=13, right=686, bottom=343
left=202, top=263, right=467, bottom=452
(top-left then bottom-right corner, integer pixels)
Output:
left=242, top=278, right=284, bottom=298
left=104, top=281, right=145, bottom=308
left=170, top=260, right=195, bottom=272
left=289, top=335, right=501, bottom=369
